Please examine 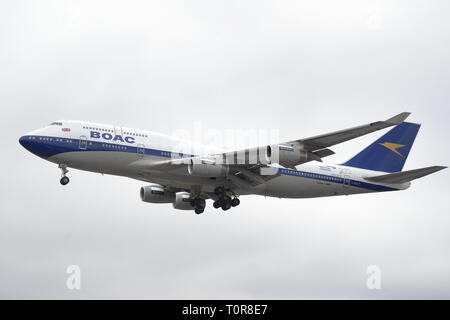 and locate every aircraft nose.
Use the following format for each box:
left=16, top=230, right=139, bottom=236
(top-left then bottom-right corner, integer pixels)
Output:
left=19, top=135, right=28, bottom=148
left=19, top=134, right=51, bottom=159
left=19, top=135, right=34, bottom=152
